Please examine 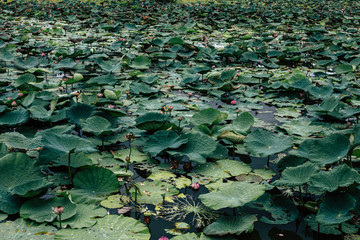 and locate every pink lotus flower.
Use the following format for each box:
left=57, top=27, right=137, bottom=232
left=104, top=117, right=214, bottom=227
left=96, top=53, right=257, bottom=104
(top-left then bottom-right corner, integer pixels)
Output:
left=192, top=182, right=200, bottom=190
left=11, top=101, right=17, bottom=107
left=159, top=237, right=169, bottom=240
left=41, top=53, right=46, bottom=57
left=108, top=105, right=115, bottom=109
left=230, top=100, right=237, bottom=105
